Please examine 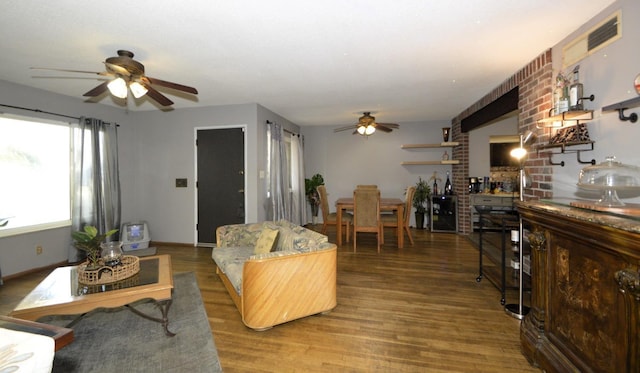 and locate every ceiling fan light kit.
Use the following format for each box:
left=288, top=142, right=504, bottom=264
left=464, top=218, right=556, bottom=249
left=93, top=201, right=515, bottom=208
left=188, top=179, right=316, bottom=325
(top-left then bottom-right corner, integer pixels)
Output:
left=357, top=125, right=376, bottom=136
left=129, top=81, right=148, bottom=99
left=334, top=112, right=399, bottom=137
left=32, top=50, right=197, bottom=107
left=107, top=77, right=128, bottom=99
